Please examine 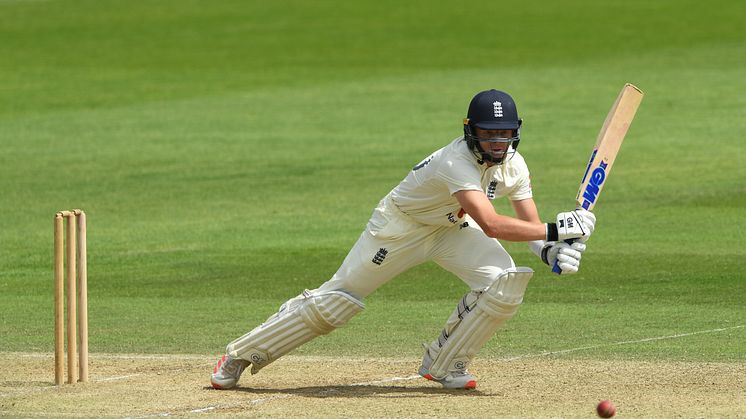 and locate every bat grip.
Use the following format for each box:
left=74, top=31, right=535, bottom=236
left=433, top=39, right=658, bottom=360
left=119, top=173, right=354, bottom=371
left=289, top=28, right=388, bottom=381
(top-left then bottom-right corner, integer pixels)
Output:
left=551, top=239, right=577, bottom=275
